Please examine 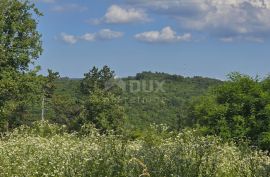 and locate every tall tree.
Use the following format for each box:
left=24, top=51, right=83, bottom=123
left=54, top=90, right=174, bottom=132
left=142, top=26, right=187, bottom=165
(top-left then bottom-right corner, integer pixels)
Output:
left=0, top=0, right=43, bottom=131
left=41, top=70, right=60, bottom=121
left=78, top=66, right=125, bottom=132
left=0, top=0, right=42, bottom=70
left=80, top=65, right=115, bottom=95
